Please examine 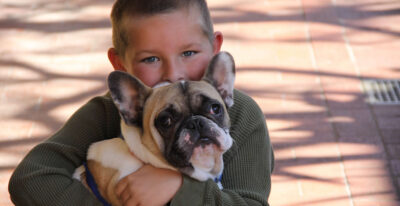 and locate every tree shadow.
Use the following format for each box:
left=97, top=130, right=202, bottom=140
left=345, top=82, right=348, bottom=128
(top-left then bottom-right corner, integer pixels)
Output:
left=0, top=19, right=111, bottom=33
left=211, top=1, right=400, bottom=45
left=0, top=59, right=105, bottom=85
left=235, top=65, right=400, bottom=203
left=0, top=58, right=108, bottom=135
left=0, top=0, right=112, bottom=33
